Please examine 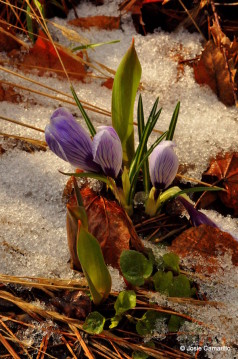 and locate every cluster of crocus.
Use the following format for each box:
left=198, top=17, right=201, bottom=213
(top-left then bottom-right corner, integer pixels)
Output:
left=45, top=109, right=182, bottom=214
left=45, top=108, right=123, bottom=179
left=45, top=107, right=218, bottom=231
